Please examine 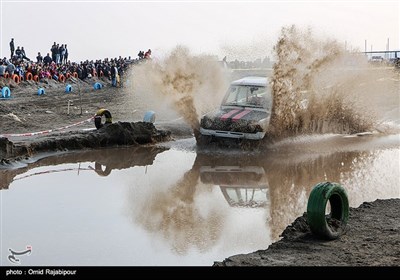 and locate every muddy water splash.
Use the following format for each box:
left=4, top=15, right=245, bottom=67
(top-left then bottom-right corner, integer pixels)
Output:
left=128, top=28, right=397, bottom=142
left=128, top=46, right=229, bottom=139
left=268, top=25, right=385, bottom=138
